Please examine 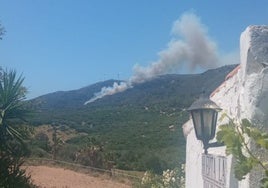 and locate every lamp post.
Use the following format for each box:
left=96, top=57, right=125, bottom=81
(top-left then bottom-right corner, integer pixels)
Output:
left=188, top=96, right=222, bottom=154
